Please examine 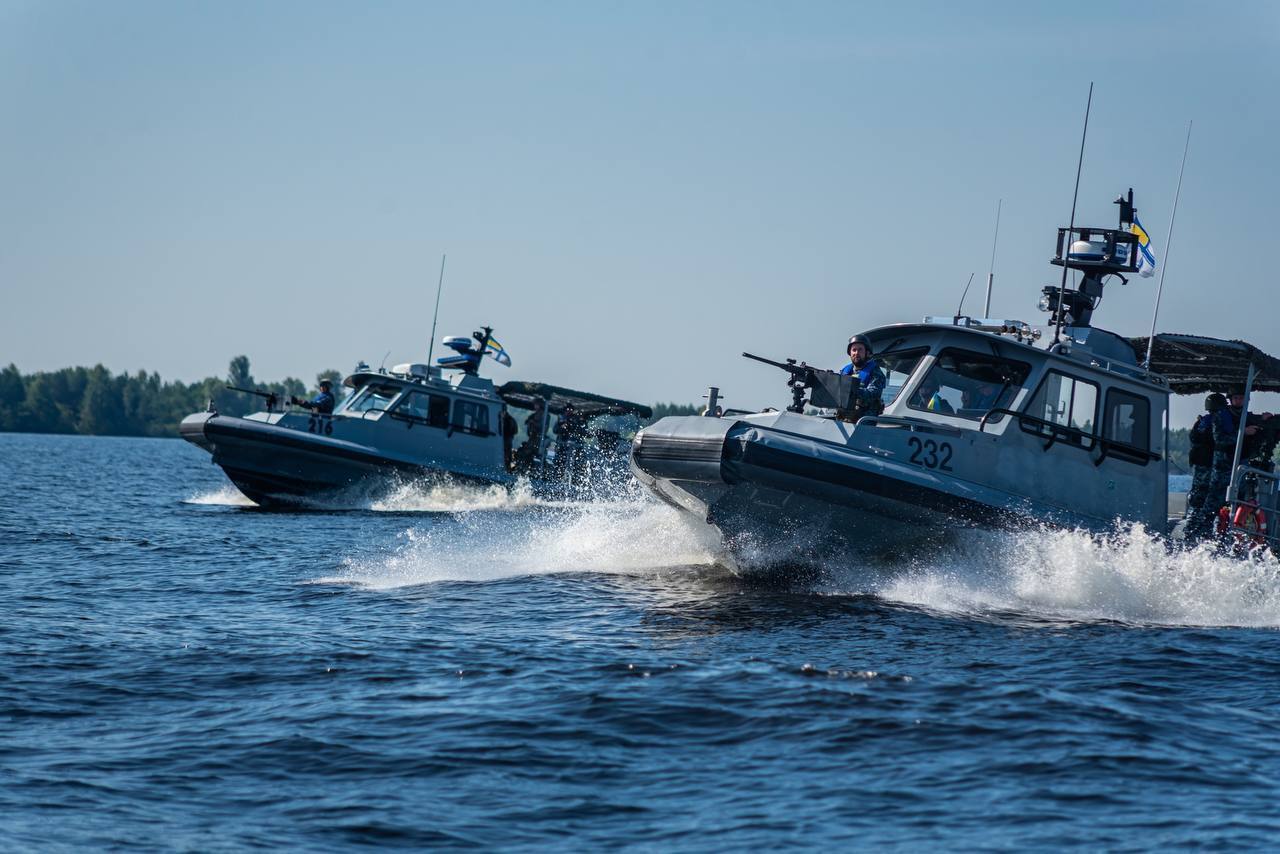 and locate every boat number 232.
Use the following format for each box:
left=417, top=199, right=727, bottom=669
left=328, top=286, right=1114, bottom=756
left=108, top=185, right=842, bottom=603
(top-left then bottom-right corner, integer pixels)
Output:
left=907, top=437, right=953, bottom=471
